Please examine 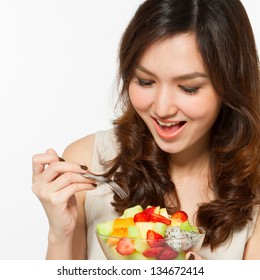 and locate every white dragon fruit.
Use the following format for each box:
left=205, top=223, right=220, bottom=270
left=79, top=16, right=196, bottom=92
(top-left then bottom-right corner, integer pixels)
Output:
left=165, top=226, right=199, bottom=252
